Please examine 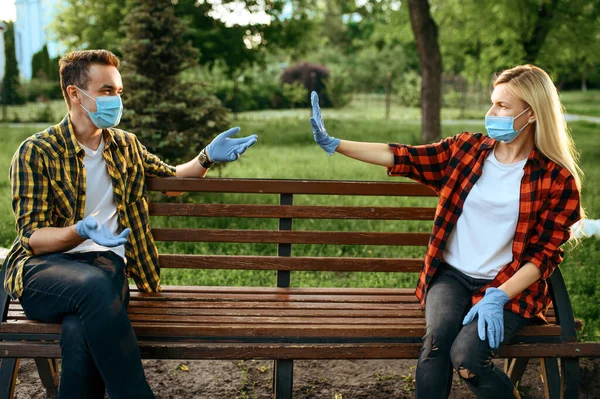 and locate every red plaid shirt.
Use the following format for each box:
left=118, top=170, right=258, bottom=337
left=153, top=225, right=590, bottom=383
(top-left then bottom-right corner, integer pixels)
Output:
left=387, top=132, right=581, bottom=320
